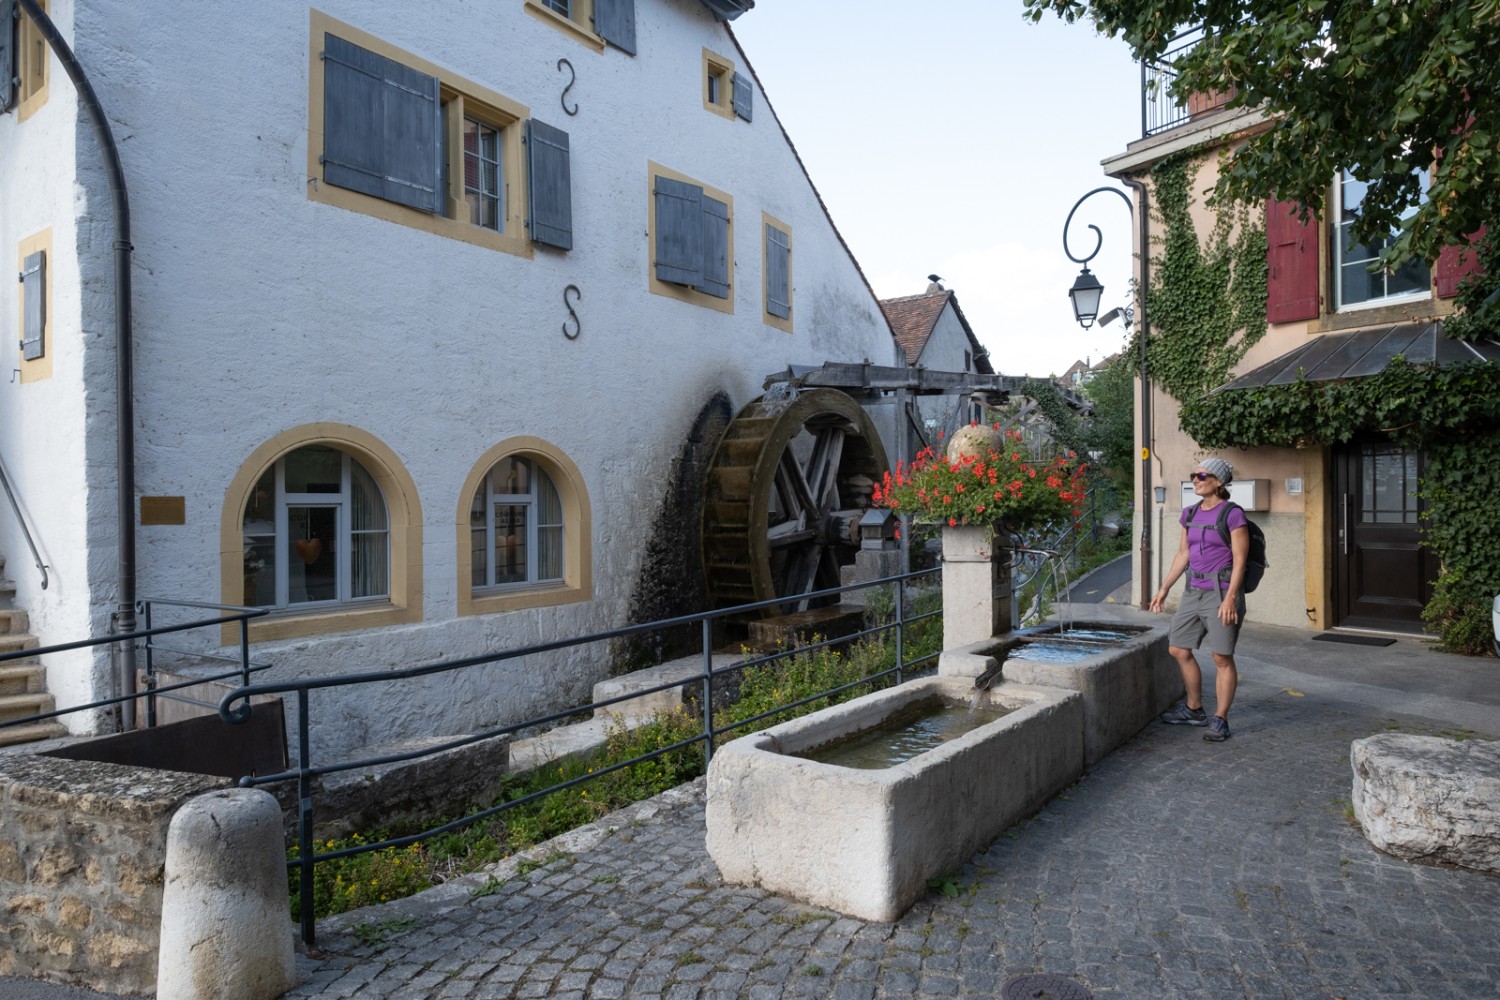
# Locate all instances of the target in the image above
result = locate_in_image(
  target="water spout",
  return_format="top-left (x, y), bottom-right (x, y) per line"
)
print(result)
top-left (972, 648), bottom-right (1010, 690)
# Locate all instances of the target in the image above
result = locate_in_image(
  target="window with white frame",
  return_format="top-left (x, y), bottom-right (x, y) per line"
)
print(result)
top-left (469, 457), bottom-right (564, 590)
top-left (1334, 169), bottom-right (1431, 309)
top-left (241, 446), bottom-right (390, 609)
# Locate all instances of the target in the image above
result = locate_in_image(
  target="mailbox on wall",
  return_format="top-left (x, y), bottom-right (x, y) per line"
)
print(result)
top-left (1179, 479), bottom-right (1272, 511)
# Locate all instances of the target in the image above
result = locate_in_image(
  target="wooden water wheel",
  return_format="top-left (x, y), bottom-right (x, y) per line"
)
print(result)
top-left (701, 388), bottom-right (888, 614)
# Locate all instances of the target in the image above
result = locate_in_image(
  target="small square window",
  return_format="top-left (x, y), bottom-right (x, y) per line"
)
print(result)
top-left (702, 49), bottom-right (735, 119)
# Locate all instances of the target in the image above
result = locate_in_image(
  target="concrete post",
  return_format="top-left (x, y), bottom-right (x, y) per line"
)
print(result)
top-left (941, 525), bottom-right (1012, 648)
top-left (157, 788), bottom-right (296, 1000)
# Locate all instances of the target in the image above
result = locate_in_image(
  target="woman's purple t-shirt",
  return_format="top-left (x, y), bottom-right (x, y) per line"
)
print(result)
top-left (1180, 502), bottom-right (1247, 591)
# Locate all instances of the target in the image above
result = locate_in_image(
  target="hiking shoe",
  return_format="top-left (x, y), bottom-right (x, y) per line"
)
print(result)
top-left (1159, 700), bottom-right (1208, 726)
top-left (1203, 716), bottom-right (1232, 742)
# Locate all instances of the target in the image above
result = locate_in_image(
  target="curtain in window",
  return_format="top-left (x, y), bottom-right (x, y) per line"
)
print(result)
top-left (350, 460), bottom-right (389, 599)
top-left (537, 468), bottom-right (564, 582)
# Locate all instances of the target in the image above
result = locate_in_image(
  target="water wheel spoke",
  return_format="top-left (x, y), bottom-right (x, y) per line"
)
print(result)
top-left (767, 519), bottom-right (815, 548)
top-left (775, 449), bottom-right (820, 522)
top-left (805, 426), bottom-right (847, 510)
top-left (780, 542), bottom-right (825, 611)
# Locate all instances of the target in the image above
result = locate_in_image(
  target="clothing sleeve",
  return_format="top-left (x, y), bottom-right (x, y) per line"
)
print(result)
top-left (1225, 506), bottom-right (1249, 533)
top-left (1179, 506), bottom-right (1192, 529)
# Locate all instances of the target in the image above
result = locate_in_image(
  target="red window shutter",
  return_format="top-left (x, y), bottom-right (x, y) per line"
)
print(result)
top-left (1434, 225), bottom-right (1487, 298)
top-left (1266, 199), bottom-right (1321, 323)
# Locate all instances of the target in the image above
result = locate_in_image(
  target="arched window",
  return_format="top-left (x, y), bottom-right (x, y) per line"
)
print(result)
top-left (241, 445), bottom-right (390, 609)
top-left (469, 456), bottom-right (564, 590)
top-left (457, 438), bottom-right (591, 616)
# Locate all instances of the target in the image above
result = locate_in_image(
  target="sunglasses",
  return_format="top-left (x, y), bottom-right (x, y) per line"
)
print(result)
top-left (1190, 472), bottom-right (1215, 482)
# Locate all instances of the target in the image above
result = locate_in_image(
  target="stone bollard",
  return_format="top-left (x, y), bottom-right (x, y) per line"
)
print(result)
top-left (941, 524), bottom-right (1012, 649)
top-left (157, 788), bottom-right (297, 1000)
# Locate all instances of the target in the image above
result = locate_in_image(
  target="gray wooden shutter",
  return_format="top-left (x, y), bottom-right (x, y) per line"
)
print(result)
top-left (765, 223), bottom-right (790, 318)
top-left (0, 0), bottom-right (16, 114)
top-left (697, 195), bottom-right (730, 298)
top-left (593, 0), bottom-right (636, 55)
top-left (654, 177), bottom-right (703, 286)
top-left (19, 250), bottom-right (44, 361)
top-left (526, 119), bottom-right (572, 250)
top-left (731, 72), bottom-right (752, 122)
top-left (322, 34), bottom-right (443, 213)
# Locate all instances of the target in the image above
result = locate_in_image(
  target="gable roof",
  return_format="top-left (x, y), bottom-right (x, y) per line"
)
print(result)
top-left (878, 290), bottom-right (994, 374)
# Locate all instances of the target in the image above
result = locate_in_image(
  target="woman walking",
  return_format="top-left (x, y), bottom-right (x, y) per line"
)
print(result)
top-left (1148, 457), bottom-right (1249, 742)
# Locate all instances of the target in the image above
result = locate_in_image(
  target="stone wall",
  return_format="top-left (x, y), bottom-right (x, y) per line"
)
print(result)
top-left (0, 754), bottom-right (226, 994)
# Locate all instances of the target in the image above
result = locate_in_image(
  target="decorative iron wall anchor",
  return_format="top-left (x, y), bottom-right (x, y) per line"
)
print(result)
top-left (557, 58), bottom-right (578, 116)
top-left (562, 284), bottom-right (582, 339)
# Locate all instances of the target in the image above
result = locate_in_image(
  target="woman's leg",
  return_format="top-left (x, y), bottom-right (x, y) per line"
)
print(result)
top-left (1171, 645), bottom-right (1204, 709)
top-left (1210, 652), bottom-right (1237, 719)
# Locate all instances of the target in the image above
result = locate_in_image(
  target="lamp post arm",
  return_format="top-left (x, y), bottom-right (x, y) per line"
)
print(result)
top-left (1062, 186), bottom-right (1134, 266)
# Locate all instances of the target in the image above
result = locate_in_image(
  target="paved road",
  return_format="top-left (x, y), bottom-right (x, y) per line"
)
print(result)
top-left (9, 583), bottom-right (1500, 998)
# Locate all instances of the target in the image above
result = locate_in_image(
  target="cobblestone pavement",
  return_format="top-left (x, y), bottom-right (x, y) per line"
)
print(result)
top-left (284, 620), bottom-right (1500, 1000)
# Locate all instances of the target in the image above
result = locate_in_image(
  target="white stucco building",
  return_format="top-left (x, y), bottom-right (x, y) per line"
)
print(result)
top-left (0, 0), bottom-right (906, 757)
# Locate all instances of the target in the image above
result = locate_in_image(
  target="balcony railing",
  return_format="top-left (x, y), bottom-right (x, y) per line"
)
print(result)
top-left (1141, 27), bottom-right (1237, 138)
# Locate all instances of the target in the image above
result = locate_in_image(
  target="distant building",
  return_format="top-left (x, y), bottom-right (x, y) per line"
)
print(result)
top-left (880, 282), bottom-right (993, 446)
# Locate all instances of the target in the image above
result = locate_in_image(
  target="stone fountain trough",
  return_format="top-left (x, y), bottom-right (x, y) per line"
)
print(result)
top-left (705, 676), bottom-right (1082, 922)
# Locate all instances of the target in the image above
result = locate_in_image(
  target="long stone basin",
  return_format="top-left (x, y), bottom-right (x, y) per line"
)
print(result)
top-left (705, 676), bottom-right (1082, 922)
top-left (940, 620), bottom-right (1176, 766)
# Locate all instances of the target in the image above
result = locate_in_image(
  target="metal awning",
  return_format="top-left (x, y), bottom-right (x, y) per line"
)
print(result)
top-left (1209, 322), bottom-right (1500, 394)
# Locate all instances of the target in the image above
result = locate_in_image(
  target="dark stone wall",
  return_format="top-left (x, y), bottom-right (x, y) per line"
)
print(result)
top-left (615, 391), bottom-right (735, 673)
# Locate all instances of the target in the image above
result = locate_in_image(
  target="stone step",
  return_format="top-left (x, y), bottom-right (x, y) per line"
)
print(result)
top-left (0, 664), bottom-right (45, 696)
top-left (0, 690), bottom-right (56, 726)
top-left (0, 608), bottom-right (28, 635)
top-left (0, 633), bottom-right (38, 656)
top-left (0, 720), bottom-right (69, 748)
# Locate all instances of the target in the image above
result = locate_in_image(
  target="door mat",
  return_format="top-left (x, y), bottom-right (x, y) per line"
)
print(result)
top-left (1311, 633), bottom-right (1397, 647)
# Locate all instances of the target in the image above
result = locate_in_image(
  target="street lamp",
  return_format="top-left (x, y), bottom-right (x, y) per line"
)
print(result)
top-left (1062, 184), bottom-right (1154, 609)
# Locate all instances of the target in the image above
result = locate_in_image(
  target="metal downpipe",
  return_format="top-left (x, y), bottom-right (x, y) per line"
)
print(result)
top-left (1119, 174), bottom-right (1152, 609)
top-left (18, 0), bottom-right (137, 728)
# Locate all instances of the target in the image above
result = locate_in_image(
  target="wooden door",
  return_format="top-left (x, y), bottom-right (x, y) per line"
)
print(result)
top-left (1332, 443), bottom-right (1436, 631)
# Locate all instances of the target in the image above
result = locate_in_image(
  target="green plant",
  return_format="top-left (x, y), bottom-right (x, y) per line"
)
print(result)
top-left (468, 875), bottom-right (504, 898)
top-left (927, 874), bottom-right (962, 898)
top-left (349, 916), bottom-right (417, 947)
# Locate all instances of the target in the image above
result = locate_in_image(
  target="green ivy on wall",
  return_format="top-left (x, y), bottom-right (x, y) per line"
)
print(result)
top-left (1019, 378), bottom-right (1089, 459)
top-left (1138, 155), bottom-right (1267, 405)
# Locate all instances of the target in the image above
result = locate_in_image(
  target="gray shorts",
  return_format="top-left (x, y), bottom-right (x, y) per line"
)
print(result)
top-left (1168, 586), bottom-right (1245, 656)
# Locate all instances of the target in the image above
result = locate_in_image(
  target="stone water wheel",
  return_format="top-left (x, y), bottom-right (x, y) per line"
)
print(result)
top-left (701, 388), bottom-right (888, 615)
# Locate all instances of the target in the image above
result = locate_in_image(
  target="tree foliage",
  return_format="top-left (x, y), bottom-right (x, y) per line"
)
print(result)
top-left (1023, 0), bottom-right (1500, 266)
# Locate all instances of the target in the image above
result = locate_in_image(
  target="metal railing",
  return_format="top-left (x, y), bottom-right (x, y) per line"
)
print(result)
top-left (1141, 27), bottom-right (1236, 138)
top-left (0, 450), bottom-right (49, 590)
top-left (1012, 483), bottom-right (1124, 626)
top-left (0, 599), bottom-right (271, 730)
top-left (214, 568), bottom-right (940, 947)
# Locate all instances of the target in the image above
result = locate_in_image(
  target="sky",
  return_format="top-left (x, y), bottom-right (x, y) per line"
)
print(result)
top-left (730, 2), bottom-right (1144, 378)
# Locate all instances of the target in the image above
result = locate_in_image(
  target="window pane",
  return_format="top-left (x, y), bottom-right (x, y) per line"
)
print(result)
top-left (349, 460), bottom-right (388, 531)
top-left (470, 490), bottom-right (488, 586)
top-left (288, 506), bottom-right (338, 603)
top-left (490, 457), bottom-right (530, 497)
top-left (464, 117), bottom-right (502, 232)
top-left (1387, 257), bottom-right (1431, 297)
top-left (284, 446), bottom-right (342, 493)
top-left (242, 467), bottom-right (277, 606)
top-left (494, 503), bottom-right (528, 584)
top-left (537, 469), bottom-right (563, 581)
top-left (542, 0), bottom-right (569, 14)
top-left (351, 527), bottom-right (388, 599)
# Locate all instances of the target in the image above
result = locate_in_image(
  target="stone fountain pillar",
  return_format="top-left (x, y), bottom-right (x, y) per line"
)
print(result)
top-left (941, 524), bottom-right (1013, 648)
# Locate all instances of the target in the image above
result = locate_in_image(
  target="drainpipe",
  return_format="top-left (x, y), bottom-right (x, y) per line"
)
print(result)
top-left (1119, 174), bottom-right (1152, 609)
top-left (18, 0), bottom-right (137, 728)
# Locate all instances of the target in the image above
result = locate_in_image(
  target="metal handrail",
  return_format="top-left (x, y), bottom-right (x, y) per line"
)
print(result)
top-left (216, 567), bottom-right (941, 948)
top-left (0, 599), bottom-right (269, 729)
top-left (0, 449), bottom-right (49, 589)
top-left (1141, 26), bottom-right (1237, 138)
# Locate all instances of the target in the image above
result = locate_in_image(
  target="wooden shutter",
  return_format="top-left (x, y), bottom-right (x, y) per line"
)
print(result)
top-left (1266, 199), bottom-right (1320, 323)
top-left (20, 249), bottom-right (44, 361)
top-left (766, 223), bottom-right (790, 318)
top-left (593, 0), bottom-right (636, 55)
top-left (1434, 225), bottom-right (1487, 298)
top-left (732, 72), bottom-right (753, 122)
top-left (654, 177), bottom-right (704, 286)
top-left (0, 0), bottom-right (16, 114)
top-left (697, 195), bottom-right (730, 299)
top-left (526, 119), bottom-right (572, 250)
top-left (321, 34), bottom-right (443, 214)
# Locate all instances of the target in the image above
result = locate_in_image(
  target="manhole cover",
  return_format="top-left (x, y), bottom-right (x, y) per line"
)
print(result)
top-left (1000, 973), bottom-right (1094, 1000)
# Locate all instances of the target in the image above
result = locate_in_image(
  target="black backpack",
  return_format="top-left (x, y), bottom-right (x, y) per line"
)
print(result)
top-left (1187, 500), bottom-right (1269, 593)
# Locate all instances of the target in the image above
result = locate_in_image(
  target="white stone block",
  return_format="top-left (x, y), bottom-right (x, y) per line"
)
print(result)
top-left (1351, 734), bottom-right (1500, 874)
